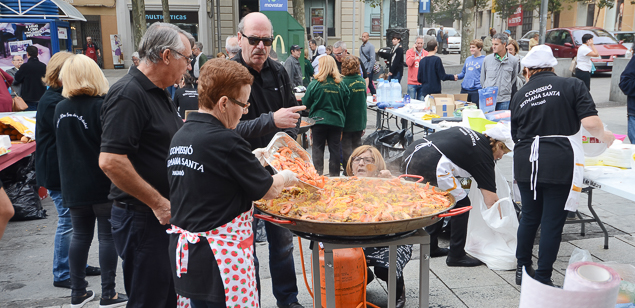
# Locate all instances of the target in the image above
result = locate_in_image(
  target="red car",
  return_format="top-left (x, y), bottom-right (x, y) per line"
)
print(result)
top-left (544, 26), bottom-right (627, 72)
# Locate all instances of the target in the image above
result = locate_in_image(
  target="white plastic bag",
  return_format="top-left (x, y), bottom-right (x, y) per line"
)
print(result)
top-left (465, 165), bottom-right (519, 270)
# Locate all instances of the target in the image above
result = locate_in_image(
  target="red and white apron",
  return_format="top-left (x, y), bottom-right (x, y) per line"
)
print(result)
top-left (527, 130), bottom-right (585, 211)
top-left (167, 207), bottom-right (259, 308)
top-left (86, 44), bottom-right (98, 62)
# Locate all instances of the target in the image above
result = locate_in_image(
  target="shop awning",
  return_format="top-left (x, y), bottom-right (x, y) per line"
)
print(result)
top-left (0, 0), bottom-right (87, 21)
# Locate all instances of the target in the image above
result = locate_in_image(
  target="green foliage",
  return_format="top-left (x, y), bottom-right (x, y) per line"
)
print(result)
top-left (493, 0), bottom-right (520, 20)
top-left (428, 0), bottom-right (462, 24)
top-left (362, 0), bottom-right (383, 8)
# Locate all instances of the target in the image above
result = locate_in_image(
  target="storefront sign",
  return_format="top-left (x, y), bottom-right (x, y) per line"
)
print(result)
top-left (110, 34), bottom-right (124, 69)
top-left (144, 11), bottom-right (198, 24)
top-left (58, 28), bottom-right (68, 39)
top-left (260, 0), bottom-right (288, 11)
top-left (311, 8), bottom-right (324, 26)
top-left (508, 6), bottom-right (523, 27)
top-left (371, 15), bottom-right (381, 33)
top-left (419, 0), bottom-right (430, 13)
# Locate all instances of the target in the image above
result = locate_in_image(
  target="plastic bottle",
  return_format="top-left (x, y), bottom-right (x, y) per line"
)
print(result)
top-left (392, 79), bottom-right (402, 102)
top-left (403, 93), bottom-right (411, 105)
top-left (376, 78), bottom-right (384, 103)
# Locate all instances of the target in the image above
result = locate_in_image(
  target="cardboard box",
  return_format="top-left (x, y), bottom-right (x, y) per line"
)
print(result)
top-left (434, 97), bottom-right (455, 117)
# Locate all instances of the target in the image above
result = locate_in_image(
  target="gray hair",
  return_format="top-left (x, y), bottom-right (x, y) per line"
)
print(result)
top-left (415, 36), bottom-right (425, 42)
top-left (138, 22), bottom-right (195, 64)
top-left (195, 42), bottom-right (203, 52)
top-left (333, 41), bottom-right (346, 51)
top-left (225, 35), bottom-right (240, 54)
top-left (131, 52), bottom-right (140, 59)
top-left (492, 33), bottom-right (508, 45)
top-left (237, 14), bottom-right (274, 36)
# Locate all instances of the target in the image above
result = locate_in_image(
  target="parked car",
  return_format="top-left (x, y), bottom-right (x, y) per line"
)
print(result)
top-left (518, 30), bottom-right (539, 51)
top-left (417, 27), bottom-right (461, 53)
top-left (612, 31), bottom-right (634, 50)
top-left (544, 27), bottom-right (627, 72)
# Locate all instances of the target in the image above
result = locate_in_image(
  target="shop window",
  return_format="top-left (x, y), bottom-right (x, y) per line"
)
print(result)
top-left (305, 0), bottom-right (335, 38)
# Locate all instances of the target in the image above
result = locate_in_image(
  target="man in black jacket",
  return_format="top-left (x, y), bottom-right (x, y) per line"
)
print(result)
top-left (231, 12), bottom-right (306, 308)
top-left (388, 33), bottom-right (404, 83)
top-left (13, 46), bottom-right (46, 111)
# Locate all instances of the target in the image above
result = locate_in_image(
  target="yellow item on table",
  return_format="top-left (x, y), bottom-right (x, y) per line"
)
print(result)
top-left (422, 114), bottom-right (440, 120)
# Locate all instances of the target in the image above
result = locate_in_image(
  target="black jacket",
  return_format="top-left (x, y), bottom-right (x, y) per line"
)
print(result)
top-left (13, 57), bottom-right (46, 102)
top-left (389, 44), bottom-right (404, 77)
top-left (619, 57), bottom-right (635, 117)
top-left (231, 53), bottom-right (300, 150)
top-left (35, 87), bottom-right (64, 190)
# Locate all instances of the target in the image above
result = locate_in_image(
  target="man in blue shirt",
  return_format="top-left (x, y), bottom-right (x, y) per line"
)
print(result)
top-left (456, 39), bottom-right (486, 105)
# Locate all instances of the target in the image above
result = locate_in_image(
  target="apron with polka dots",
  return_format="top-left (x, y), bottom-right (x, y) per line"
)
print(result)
top-left (167, 207), bottom-right (258, 308)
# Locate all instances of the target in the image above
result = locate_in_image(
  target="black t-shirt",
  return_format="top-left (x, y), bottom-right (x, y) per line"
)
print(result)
top-left (167, 112), bottom-right (272, 301)
top-left (174, 87), bottom-right (199, 118)
top-left (232, 54), bottom-right (299, 150)
top-left (101, 66), bottom-right (184, 204)
top-left (510, 71), bottom-right (598, 184)
top-left (55, 95), bottom-right (111, 207)
top-left (402, 127), bottom-right (496, 193)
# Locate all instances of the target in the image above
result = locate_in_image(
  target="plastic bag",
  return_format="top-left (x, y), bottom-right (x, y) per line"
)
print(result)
top-left (363, 129), bottom-right (413, 169)
top-left (568, 248), bottom-right (593, 266)
top-left (465, 165), bottom-right (519, 270)
top-left (478, 86), bottom-right (498, 114)
top-left (0, 156), bottom-right (46, 221)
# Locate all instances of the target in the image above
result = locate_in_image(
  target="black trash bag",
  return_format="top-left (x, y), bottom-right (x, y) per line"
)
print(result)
top-left (363, 129), bottom-right (413, 169)
top-left (1, 156), bottom-right (47, 221)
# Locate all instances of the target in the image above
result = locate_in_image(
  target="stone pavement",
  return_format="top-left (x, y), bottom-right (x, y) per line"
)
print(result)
top-left (0, 68), bottom-right (633, 308)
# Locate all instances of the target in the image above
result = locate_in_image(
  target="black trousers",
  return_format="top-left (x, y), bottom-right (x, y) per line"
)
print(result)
top-left (366, 70), bottom-right (376, 95)
top-left (311, 124), bottom-right (343, 176)
top-left (425, 196), bottom-right (471, 258)
top-left (575, 68), bottom-right (591, 90)
top-left (460, 88), bottom-right (480, 106)
top-left (341, 130), bottom-right (363, 175)
top-left (110, 204), bottom-right (176, 308)
top-left (516, 182), bottom-right (570, 284)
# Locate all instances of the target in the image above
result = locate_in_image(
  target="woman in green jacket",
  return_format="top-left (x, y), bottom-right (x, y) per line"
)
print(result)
top-left (302, 55), bottom-right (350, 176)
top-left (341, 56), bottom-right (368, 174)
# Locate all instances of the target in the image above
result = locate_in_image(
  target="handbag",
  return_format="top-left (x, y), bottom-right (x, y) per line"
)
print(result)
top-left (1, 72), bottom-right (28, 111)
top-left (569, 57), bottom-right (577, 73)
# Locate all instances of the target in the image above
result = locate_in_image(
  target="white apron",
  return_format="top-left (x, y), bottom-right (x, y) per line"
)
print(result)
top-left (167, 207), bottom-right (259, 308)
top-left (528, 129), bottom-right (585, 212)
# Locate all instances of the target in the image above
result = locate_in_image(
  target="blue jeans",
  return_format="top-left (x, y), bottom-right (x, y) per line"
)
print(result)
top-left (516, 182), bottom-right (570, 284)
top-left (50, 190), bottom-right (72, 282)
top-left (110, 204), bottom-right (176, 308)
top-left (253, 211), bottom-right (299, 306)
top-left (496, 100), bottom-right (510, 110)
top-left (407, 84), bottom-right (424, 100)
top-left (460, 88), bottom-right (480, 105)
top-left (628, 115), bottom-right (635, 144)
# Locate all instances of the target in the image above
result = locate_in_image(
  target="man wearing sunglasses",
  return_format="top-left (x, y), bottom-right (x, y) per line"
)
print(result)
top-left (231, 12), bottom-right (306, 308)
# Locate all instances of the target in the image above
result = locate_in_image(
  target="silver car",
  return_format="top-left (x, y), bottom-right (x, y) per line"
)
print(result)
top-left (612, 31), bottom-right (634, 50)
top-left (518, 30), bottom-right (539, 51)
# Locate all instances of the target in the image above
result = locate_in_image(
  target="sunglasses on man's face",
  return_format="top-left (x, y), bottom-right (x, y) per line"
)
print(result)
top-left (240, 32), bottom-right (274, 47)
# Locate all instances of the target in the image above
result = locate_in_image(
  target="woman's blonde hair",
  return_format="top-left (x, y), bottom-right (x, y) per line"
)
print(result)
top-left (60, 54), bottom-right (109, 98)
top-left (314, 55), bottom-right (341, 83)
top-left (346, 145), bottom-right (387, 177)
top-left (43, 51), bottom-right (73, 88)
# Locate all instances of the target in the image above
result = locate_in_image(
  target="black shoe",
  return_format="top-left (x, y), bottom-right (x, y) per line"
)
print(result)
top-left (366, 267), bottom-right (375, 285)
top-left (278, 302), bottom-right (304, 308)
top-left (396, 281), bottom-right (406, 308)
top-left (99, 293), bottom-right (128, 308)
top-left (71, 290), bottom-right (95, 308)
top-left (515, 264), bottom-right (535, 285)
top-left (430, 247), bottom-right (450, 258)
top-left (53, 278), bottom-right (71, 289)
top-left (446, 255), bottom-right (483, 267)
top-left (86, 265), bottom-right (101, 276)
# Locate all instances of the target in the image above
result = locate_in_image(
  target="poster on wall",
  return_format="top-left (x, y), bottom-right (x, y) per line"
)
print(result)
top-left (110, 34), bottom-right (124, 69)
top-left (0, 22), bottom-right (51, 70)
top-left (311, 8), bottom-right (324, 26)
top-left (615, 0), bottom-right (624, 31)
top-left (371, 15), bottom-right (381, 33)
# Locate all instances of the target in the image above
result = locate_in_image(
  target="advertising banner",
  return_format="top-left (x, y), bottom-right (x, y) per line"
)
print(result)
top-left (508, 6), bottom-right (523, 27)
top-left (110, 34), bottom-right (124, 69)
top-left (260, 0), bottom-right (288, 11)
top-left (0, 22), bottom-right (51, 70)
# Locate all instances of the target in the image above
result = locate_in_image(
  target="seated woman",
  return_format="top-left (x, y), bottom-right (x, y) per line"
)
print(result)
top-left (345, 145), bottom-right (409, 308)
top-left (166, 58), bottom-right (297, 308)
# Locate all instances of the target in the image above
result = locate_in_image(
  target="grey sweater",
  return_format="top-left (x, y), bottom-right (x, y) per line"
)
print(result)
top-left (480, 53), bottom-right (518, 103)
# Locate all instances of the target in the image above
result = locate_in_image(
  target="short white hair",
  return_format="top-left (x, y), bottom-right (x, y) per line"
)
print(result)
top-left (333, 41), bottom-right (346, 51)
top-left (131, 52), bottom-right (140, 59)
top-left (225, 35), bottom-right (240, 54)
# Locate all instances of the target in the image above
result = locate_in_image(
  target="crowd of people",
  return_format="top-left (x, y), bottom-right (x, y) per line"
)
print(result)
top-left (0, 12), bottom-right (631, 308)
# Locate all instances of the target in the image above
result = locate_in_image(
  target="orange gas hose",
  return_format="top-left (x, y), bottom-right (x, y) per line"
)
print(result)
top-left (297, 237), bottom-right (380, 308)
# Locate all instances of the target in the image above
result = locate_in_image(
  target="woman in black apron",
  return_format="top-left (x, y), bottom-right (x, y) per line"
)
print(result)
top-left (511, 45), bottom-right (615, 286)
top-left (401, 125), bottom-right (514, 267)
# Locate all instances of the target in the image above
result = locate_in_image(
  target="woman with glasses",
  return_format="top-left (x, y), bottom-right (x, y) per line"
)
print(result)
top-left (345, 145), bottom-right (409, 308)
top-left (166, 58), bottom-right (298, 308)
top-left (302, 55), bottom-right (350, 176)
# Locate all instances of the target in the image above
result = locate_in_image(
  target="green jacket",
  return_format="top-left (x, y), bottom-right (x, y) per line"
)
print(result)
top-left (302, 76), bottom-right (350, 128)
top-left (303, 58), bottom-right (314, 87)
top-left (342, 75), bottom-right (367, 132)
top-left (198, 53), bottom-right (208, 70)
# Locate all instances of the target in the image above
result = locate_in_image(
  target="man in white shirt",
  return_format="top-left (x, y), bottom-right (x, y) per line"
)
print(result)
top-left (191, 42), bottom-right (207, 80)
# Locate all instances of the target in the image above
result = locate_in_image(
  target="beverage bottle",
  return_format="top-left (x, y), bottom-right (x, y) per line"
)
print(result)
top-left (377, 78), bottom-right (384, 103)
top-left (392, 79), bottom-right (401, 102)
top-left (403, 93), bottom-right (411, 104)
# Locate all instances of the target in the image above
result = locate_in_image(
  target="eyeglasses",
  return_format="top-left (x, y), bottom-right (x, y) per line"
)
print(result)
top-left (333, 52), bottom-right (344, 56)
top-left (240, 32), bottom-right (274, 47)
top-left (227, 96), bottom-right (251, 112)
top-left (169, 49), bottom-right (192, 65)
top-left (352, 156), bottom-right (375, 165)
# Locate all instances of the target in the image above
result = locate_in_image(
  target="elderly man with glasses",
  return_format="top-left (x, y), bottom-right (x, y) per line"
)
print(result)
top-left (99, 22), bottom-right (194, 308)
top-left (6, 55), bottom-right (23, 98)
top-left (231, 12), bottom-right (307, 308)
top-left (190, 41), bottom-right (208, 80)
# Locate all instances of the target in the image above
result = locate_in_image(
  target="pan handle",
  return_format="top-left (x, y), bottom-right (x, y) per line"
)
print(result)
top-left (438, 206), bottom-right (473, 218)
top-left (398, 174), bottom-right (424, 183)
top-left (254, 214), bottom-right (296, 225)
